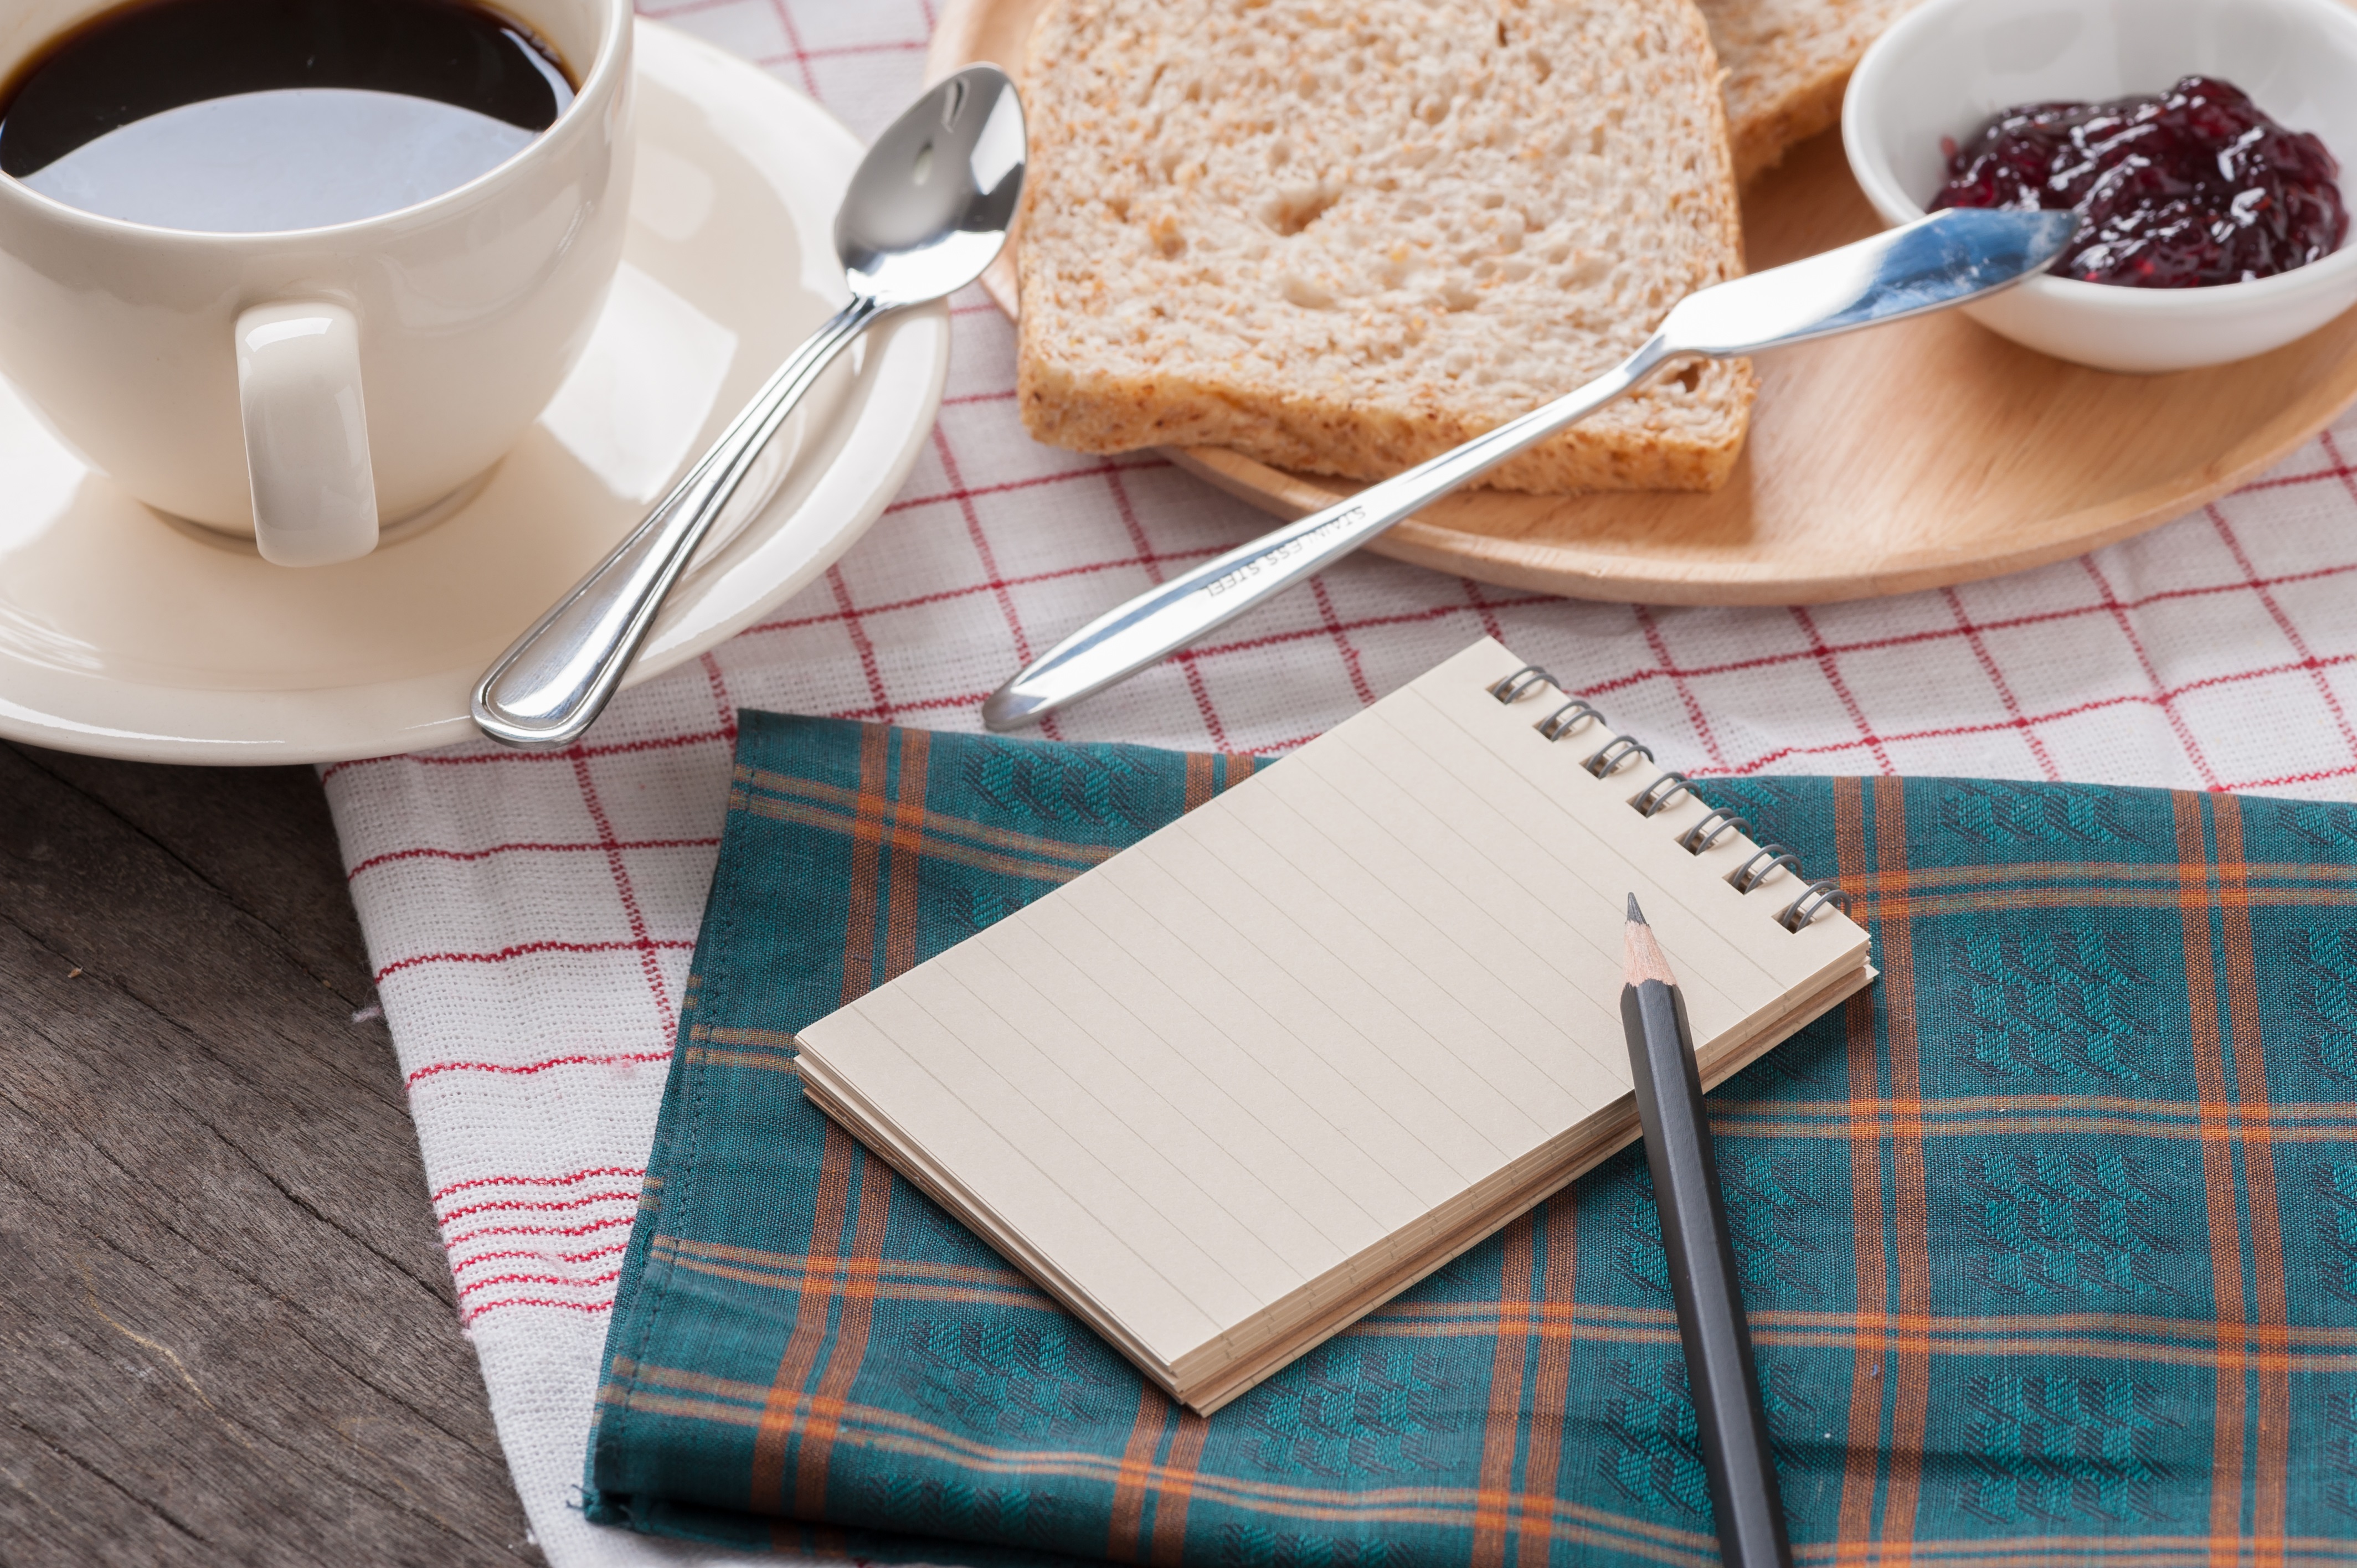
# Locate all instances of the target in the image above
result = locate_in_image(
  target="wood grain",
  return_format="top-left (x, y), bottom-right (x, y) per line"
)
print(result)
top-left (929, 0), bottom-right (2357, 604)
top-left (0, 746), bottom-right (537, 1567)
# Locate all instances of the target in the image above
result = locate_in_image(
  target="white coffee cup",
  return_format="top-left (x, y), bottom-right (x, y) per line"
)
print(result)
top-left (0, 0), bottom-right (634, 565)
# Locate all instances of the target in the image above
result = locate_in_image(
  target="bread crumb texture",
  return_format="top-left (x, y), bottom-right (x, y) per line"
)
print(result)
top-left (1015, 0), bottom-right (1756, 494)
top-left (1697, 0), bottom-right (1921, 180)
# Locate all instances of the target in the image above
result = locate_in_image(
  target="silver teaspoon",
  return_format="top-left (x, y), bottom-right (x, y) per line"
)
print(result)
top-left (474, 65), bottom-right (1026, 749)
top-left (980, 206), bottom-right (2078, 733)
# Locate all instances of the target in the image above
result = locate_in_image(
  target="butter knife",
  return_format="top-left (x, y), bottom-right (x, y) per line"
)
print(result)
top-left (980, 207), bottom-right (2076, 732)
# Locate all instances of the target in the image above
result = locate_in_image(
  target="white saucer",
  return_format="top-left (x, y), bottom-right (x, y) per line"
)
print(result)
top-left (0, 21), bottom-right (949, 765)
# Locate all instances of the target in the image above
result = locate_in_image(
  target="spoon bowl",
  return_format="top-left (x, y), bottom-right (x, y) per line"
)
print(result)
top-left (473, 65), bottom-right (1025, 749)
top-left (840, 66), bottom-right (1027, 304)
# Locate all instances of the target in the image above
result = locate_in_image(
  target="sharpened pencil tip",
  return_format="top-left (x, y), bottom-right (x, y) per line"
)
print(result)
top-left (1622, 896), bottom-right (1677, 988)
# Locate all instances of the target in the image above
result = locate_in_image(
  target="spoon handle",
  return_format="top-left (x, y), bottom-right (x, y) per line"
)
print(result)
top-left (979, 334), bottom-right (1674, 731)
top-left (474, 294), bottom-right (887, 749)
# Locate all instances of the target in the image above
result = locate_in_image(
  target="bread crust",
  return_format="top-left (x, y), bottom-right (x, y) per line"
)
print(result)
top-left (1697, 0), bottom-right (1923, 182)
top-left (1728, 65), bottom-right (1854, 182)
top-left (1015, 0), bottom-right (1756, 496)
top-left (1018, 355), bottom-right (1756, 493)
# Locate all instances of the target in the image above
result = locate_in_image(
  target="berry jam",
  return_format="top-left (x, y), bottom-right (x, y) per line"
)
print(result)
top-left (1928, 76), bottom-right (2348, 288)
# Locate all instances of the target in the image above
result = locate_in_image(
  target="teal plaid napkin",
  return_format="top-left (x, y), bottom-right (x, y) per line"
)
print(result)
top-left (584, 711), bottom-right (2357, 1566)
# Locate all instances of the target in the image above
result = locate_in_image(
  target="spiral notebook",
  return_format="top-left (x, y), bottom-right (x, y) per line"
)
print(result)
top-left (792, 638), bottom-right (1874, 1413)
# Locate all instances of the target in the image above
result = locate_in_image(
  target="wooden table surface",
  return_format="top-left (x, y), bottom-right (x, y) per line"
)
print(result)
top-left (0, 742), bottom-right (539, 1565)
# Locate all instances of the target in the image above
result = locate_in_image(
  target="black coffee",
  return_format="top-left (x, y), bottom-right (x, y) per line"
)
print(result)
top-left (0, 0), bottom-right (575, 231)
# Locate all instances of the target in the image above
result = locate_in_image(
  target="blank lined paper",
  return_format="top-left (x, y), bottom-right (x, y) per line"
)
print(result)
top-left (792, 638), bottom-right (1872, 1410)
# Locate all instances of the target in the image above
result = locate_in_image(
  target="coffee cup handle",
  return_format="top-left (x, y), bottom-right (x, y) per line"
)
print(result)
top-left (234, 300), bottom-right (379, 567)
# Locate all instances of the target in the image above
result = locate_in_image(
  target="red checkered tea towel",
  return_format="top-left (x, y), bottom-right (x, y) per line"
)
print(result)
top-left (322, 7), bottom-right (2357, 1564)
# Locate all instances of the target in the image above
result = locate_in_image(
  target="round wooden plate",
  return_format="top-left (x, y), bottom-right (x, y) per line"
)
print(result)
top-left (928, 0), bottom-right (2357, 605)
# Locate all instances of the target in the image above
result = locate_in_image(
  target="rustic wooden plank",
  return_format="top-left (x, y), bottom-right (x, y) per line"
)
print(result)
top-left (20, 746), bottom-right (377, 1005)
top-left (0, 742), bottom-right (541, 1567)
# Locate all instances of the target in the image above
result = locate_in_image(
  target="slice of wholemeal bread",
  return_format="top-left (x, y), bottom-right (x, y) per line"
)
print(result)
top-left (1015, 0), bottom-right (1754, 496)
top-left (1699, 0), bottom-right (1921, 181)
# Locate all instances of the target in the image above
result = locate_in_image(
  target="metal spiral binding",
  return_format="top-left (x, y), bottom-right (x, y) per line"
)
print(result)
top-left (1730, 844), bottom-right (1804, 894)
top-left (1632, 771), bottom-right (1696, 817)
top-left (1779, 879), bottom-right (1849, 931)
top-left (1537, 698), bottom-right (1604, 741)
top-left (1477, 661), bottom-right (1851, 931)
top-left (1677, 807), bottom-right (1749, 854)
top-left (1583, 734), bottom-right (1653, 777)
top-left (1489, 665), bottom-right (1556, 703)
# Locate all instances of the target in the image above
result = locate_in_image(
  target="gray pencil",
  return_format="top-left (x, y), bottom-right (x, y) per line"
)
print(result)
top-left (1622, 893), bottom-right (1793, 1568)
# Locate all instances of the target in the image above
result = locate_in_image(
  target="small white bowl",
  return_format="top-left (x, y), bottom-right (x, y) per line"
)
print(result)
top-left (1842, 0), bottom-right (2357, 373)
